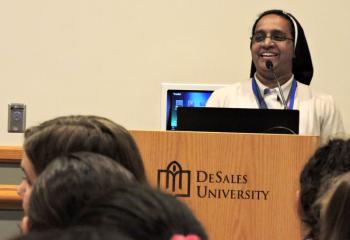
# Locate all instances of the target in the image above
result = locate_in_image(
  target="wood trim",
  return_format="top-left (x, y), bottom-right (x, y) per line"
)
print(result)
top-left (0, 185), bottom-right (22, 210)
top-left (0, 147), bottom-right (23, 209)
top-left (0, 146), bottom-right (22, 164)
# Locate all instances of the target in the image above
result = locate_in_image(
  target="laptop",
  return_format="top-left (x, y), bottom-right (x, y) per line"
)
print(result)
top-left (176, 107), bottom-right (299, 134)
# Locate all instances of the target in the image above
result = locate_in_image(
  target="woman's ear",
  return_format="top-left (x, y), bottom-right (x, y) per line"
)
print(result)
top-left (21, 216), bottom-right (30, 235)
top-left (295, 190), bottom-right (300, 213)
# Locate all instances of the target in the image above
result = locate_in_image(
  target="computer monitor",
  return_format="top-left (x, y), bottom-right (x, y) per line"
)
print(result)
top-left (160, 83), bottom-right (228, 130)
top-left (177, 107), bottom-right (299, 134)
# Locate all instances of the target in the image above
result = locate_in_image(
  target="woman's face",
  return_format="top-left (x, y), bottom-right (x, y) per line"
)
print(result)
top-left (17, 152), bottom-right (36, 214)
top-left (250, 14), bottom-right (294, 81)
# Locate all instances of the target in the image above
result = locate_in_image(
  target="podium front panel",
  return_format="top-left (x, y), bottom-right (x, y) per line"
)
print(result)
top-left (131, 131), bottom-right (319, 240)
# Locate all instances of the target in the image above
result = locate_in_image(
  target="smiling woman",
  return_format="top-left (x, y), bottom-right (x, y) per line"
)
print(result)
top-left (206, 9), bottom-right (344, 145)
top-left (249, 9), bottom-right (313, 86)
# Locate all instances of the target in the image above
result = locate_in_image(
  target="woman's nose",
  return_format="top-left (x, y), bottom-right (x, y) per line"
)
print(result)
top-left (263, 36), bottom-right (274, 46)
top-left (17, 180), bottom-right (27, 197)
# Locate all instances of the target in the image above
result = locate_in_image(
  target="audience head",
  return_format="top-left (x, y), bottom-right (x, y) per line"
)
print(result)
top-left (298, 139), bottom-right (350, 239)
top-left (22, 115), bottom-right (146, 183)
top-left (76, 185), bottom-right (208, 240)
top-left (318, 172), bottom-right (350, 240)
top-left (25, 152), bottom-right (135, 232)
top-left (18, 115), bottom-right (146, 212)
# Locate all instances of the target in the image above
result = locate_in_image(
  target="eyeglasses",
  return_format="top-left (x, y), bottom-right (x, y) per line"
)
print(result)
top-left (251, 31), bottom-right (294, 43)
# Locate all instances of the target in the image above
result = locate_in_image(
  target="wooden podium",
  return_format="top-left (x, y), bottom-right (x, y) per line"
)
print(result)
top-left (0, 131), bottom-right (319, 239)
top-left (130, 131), bottom-right (319, 240)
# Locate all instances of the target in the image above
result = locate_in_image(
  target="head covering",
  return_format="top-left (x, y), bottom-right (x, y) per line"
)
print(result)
top-left (249, 10), bottom-right (313, 85)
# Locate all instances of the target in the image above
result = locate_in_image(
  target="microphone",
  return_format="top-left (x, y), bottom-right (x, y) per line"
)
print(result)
top-left (266, 60), bottom-right (273, 70)
top-left (265, 60), bottom-right (288, 110)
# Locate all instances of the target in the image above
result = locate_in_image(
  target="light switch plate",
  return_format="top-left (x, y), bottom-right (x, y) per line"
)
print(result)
top-left (8, 103), bottom-right (26, 133)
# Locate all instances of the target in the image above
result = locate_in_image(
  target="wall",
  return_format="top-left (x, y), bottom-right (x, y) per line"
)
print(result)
top-left (0, 0), bottom-right (349, 145)
top-left (0, 0), bottom-right (349, 238)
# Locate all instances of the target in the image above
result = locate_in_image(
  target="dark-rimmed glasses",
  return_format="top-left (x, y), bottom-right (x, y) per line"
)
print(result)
top-left (251, 30), bottom-right (294, 43)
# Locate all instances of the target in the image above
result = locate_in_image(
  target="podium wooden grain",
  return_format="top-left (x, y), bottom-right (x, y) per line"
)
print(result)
top-left (130, 131), bottom-right (319, 240)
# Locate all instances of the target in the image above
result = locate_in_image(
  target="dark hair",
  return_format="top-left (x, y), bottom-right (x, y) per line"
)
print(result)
top-left (249, 9), bottom-right (313, 85)
top-left (10, 227), bottom-right (133, 240)
top-left (320, 173), bottom-right (350, 240)
top-left (28, 152), bottom-right (135, 231)
top-left (299, 139), bottom-right (350, 239)
top-left (24, 115), bottom-right (147, 183)
top-left (75, 185), bottom-right (208, 240)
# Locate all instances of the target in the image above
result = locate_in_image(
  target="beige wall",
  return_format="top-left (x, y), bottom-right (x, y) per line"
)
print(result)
top-left (0, 0), bottom-right (349, 145)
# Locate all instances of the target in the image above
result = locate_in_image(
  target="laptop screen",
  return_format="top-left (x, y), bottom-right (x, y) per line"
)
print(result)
top-left (166, 90), bottom-right (213, 130)
top-left (177, 107), bottom-right (299, 134)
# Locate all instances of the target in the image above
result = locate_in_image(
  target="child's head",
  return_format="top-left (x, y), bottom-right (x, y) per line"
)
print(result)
top-left (18, 115), bottom-right (147, 218)
top-left (299, 139), bottom-right (350, 239)
top-left (22, 115), bottom-right (146, 183)
top-left (25, 152), bottom-right (135, 232)
top-left (76, 185), bottom-right (208, 240)
top-left (318, 172), bottom-right (350, 240)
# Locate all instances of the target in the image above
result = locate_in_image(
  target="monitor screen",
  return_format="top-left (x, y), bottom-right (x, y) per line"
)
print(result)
top-left (166, 90), bottom-right (213, 130)
top-left (160, 83), bottom-right (228, 130)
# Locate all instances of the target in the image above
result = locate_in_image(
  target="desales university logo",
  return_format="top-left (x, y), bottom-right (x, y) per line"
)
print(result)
top-left (158, 161), bottom-right (270, 200)
top-left (157, 161), bottom-right (191, 197)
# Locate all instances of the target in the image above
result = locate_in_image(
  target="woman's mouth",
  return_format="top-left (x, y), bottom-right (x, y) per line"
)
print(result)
top-left (260, 52), bottom-right (278, 59)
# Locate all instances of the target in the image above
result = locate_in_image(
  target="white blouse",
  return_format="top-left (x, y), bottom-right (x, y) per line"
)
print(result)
top-left (206, 78), bottom-right (345, 145)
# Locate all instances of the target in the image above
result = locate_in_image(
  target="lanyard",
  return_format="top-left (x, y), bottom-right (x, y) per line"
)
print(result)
top-left (252, 78), bottom-right (297, 110)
